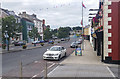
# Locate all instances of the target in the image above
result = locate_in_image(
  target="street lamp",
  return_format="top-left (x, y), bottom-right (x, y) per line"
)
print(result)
top-left (4, 25), bottom-right (9, 51)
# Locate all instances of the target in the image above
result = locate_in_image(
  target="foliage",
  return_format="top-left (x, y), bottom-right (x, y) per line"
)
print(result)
top-left (2, 16), bottom-right (22, 43)
top-left (28, 27), bottom-right (40, 40)
top-left (2, 44), bottom-right (6, 49)
top-left (40, 43), bottom-right (44, 46)
top-left (57, 27), bottom-right (70, 39)
top-left (22, 45), bottom-right (27, 49)
top-left (43, 28), bottom-right (52, 40)
top-left (51, 29), bottom-right (58, 35)
top-left (72, 26), bottom-right (82, 30)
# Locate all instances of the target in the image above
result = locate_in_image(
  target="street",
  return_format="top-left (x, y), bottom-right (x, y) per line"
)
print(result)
top-left (2, 38), bottom-right (76, 77)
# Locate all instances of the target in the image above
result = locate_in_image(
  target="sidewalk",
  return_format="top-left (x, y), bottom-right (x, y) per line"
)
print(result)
top-left (48, 40), bottom-right (116, 77)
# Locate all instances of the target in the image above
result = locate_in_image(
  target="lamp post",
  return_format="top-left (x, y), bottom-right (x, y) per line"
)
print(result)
top-left (5, 25), bottom-right (9, 51)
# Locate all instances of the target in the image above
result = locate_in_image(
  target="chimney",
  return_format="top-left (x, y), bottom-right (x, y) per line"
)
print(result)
top-left (23, 12), bottom-right (26, 14)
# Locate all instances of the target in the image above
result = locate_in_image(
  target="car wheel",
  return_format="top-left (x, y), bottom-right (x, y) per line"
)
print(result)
top-left (58, 55), bottom-right (61, 61)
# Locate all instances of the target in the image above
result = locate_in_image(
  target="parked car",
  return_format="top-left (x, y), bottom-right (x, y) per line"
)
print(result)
top-left (11, 40), bottom-right (18, 44)
top-left (44, 39), bottom-right (49, 42)
top-left (32, 41), bottom-right (40, 44)
top-left (48, 40), bottom-right (54, 44)
top-left (76, 41), bottom-right (81, 44)
top-left (39, 40), bottom-right (45, 43)
top-left (70, 42), bottom-right (78, 48)
top-left (61, 38), bottom-right (65, 41)
top-left (14, 41), bottom-right (26, 46)
top-left (43, 46), bottom-right (66, 60)
top-left (65, 37), bottom-right (70, 41)
top-left (79, 38), bottom-right (83, 43)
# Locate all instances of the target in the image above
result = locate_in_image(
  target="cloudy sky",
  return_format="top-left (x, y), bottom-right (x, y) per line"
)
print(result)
top-left (1, 0), bottom-right (99, 29)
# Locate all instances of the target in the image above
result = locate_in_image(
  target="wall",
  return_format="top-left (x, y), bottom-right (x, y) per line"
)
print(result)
top-left (103, 0), bottom-right (112, 60)
top-left (118, 1), bottom-right (120, 60)
top-left (108, 0), bottom-right (120, 60)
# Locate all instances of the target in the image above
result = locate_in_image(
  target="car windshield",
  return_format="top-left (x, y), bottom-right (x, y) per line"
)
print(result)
top-left (49, 47), bottom-right (60, 51)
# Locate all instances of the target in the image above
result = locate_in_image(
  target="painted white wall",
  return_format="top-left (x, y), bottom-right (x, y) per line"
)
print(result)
top-left (103, 0), bottom-right (112, 60)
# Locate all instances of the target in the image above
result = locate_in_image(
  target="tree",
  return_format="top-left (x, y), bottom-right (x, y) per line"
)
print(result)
top-left (57, 27), bottom-right (70, 38)
top-left (72, 26), bottom-right (82, 30)
top-left (2, 16), bottom-right (22, 50)
top-left (28, 27), bottom-right (40, 40)
top-left (43, 28), bottom-right (52, 40)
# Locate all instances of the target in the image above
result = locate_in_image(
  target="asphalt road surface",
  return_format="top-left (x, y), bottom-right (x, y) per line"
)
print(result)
top-left (2, 38), bottom-right (77, 77)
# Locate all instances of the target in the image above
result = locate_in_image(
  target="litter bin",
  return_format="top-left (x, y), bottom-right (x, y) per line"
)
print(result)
top-left (75, 48), bottom-right (82, 56)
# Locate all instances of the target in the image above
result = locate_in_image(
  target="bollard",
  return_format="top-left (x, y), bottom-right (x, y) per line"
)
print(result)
top-left (45, 61), bottom-right (47, 79)
top-left (20, 61), bottom-right (22, 79)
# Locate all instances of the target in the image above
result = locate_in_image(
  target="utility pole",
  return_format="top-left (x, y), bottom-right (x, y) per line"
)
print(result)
top-left (82, 1), bottom-right (84, 50)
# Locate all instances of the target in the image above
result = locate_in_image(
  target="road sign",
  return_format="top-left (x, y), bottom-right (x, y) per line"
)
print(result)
top-left (75, 48), bottom-right (82, 56)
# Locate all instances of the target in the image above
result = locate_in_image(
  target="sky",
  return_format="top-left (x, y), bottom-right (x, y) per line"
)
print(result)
top-left (1, 0), bottom-right (99, 29)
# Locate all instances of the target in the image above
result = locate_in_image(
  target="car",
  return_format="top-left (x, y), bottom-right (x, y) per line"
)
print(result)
top-left (32, 41), bottom-right (40, 44)
top-left (76, 41), bottom-right (81, 44)
top-left (79, 38), bottom-right (83, 43)
top-left (61, 38), bottom-right (65, 41)
top-left (44, 39), bottom-right (49, 42)
top-left (70, 42), bottom-right (78, 48)
top-left (65, 37), bottom-right (70, 41)
top-left (11, 40), bottom-right (17, 44)
top-left (39, 40), bottom-right (45, 43)
top-left (48, 40), bottom-right (54, 44)
top-left (14, 41), bottom-right (26, 46)
top-left (43, 46), bottom-right (66, 60)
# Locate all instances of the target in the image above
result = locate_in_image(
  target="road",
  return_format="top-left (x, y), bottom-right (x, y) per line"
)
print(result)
top-left (2, 38), bottom-right (77, 77)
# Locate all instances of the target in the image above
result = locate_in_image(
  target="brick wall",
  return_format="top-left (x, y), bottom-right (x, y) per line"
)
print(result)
top-left (108, 0), bottom-right (120, 60)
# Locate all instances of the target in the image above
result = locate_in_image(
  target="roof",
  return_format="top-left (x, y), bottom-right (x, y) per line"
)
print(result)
top-left (22, 18), bottom-right (34, 23)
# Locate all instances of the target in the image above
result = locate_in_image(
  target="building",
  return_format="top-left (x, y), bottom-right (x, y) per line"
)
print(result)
top-left (103, 0), bottom-right (120, 63)
top-left (84, 25), bottom-right (90, 40)
top-left (0, 8), bottom-right (22, 42)
top-left (90, 0), bottom-right (120, 63)
top-left (21, 18), bottom-right (34, 43)
top-left (19, 12), bottom-right (44, 40)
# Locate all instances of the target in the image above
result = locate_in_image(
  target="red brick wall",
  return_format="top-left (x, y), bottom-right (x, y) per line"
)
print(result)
top-left (108, 2), bottom-right (120, 60)
top-left (118, 1), bottom-right (120, 60)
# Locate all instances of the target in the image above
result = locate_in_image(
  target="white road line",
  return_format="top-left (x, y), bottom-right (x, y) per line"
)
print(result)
top-left (32, 75), bottom-right (37, 78)
top-left (47, 65), bottom-right (59, 76)
top-left (34, 61), bottom-right (38, 63)
top-left (48, 63), bottom-right (55, 69)
top-left (106, 66), bottom-right (116, 77)
top-left (31, 63), bottom-right (55, 79)
top-left (41, 70), bottom-right (45, 73)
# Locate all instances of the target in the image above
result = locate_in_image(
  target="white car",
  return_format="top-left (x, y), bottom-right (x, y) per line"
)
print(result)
top-left (32, 41), bottom-right (39, 44)
top-left (43, 46), bottom-right (66, 60)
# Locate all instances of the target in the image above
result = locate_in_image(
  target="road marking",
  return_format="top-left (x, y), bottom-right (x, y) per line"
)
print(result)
top-left (47, 65), bottom-right (59, 76)
top-left (31, 63), bottom-right (55, 79)
top-left (34, 61), bottom-right (38, 63)
top-left (32, 75), bottom-right (37, 78)
top-left (106, 66), bottom-right (116, 77)
top-left (48, 63), bottom-right (55, 69)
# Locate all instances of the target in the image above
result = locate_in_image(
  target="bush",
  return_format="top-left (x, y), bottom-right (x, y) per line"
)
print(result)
top-left (51, 42), bottom-right (54, 44)
top-left (58, 41), bottom-right (60, 43)
top-left (40, 43), bottom-right (44, 46)
top-left (22, 45), bottom-right (27, 49)
top-left (2, 44), bottom-right (6, 49)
